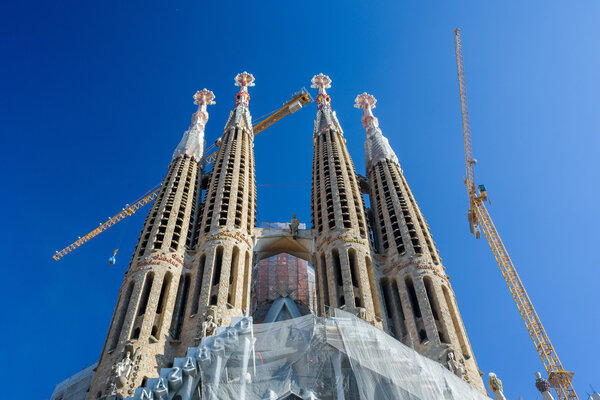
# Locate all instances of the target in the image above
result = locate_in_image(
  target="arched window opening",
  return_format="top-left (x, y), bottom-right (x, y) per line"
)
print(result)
top-left (391, 280), bottom-right (407, 338)
top-left (443, 285), bottom-right (470, 357)
top-left (365, 256), bottom-right (381, 318)
top-left (109, 280), bottom-right (134, 351)
top-left (191, 254), bottom-right (206, 316)
top-left (320, 253), bottom-right (330, 309)
top-left (405, 276), bottom-right (421, 318)
top-left (228, 247), bottom-right (240, 307)
top-left (137, 273), bottom-right (155, 316)
top-left (348, 249), bottom-right (359, 288)
top-left (424, 277), bottom-right (449, 344)
top-left (169, 274), bottom-right (190, 340)
top-left (405, 276), bottom-right (427, 343)
top-left (332, 248), bottom-right (343, 287)
top-left (156, 273), bottom-right (171, 315)
top-left (131, 327), bottom-right (140, 340)
top-left (154, 272), bottom-right (172, 339)
top-left (242, 251), bottom-right (251, 311)
top-left (380, 279), bottom-right (395, 335)
top-left (208, 246), bottom-right (223, 307)
top-left (339, 295), bottom-right (345, 307)
top-left (212, 247), bottom-right (223, 287)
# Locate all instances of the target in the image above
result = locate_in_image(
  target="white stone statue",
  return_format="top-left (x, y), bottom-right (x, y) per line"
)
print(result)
top-left (202, 315), bottom-right (218, 338)
top-left (446, 351), bottom-right (465, 379)
top-left (488, 373), bottom-right (507, 400)
top-left (114, 351), bottom-right (133, 379)
top-left (535, 372), bottom-right (555, 400)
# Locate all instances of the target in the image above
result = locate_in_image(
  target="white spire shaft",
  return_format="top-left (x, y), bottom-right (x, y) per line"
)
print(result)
top-left (173, 89), bottom-right (215, 162)
top-left (354, 92), bottom-right (399, 172)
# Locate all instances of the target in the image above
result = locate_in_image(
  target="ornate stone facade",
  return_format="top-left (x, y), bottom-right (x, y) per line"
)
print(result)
top-left (83, 74), bottom-right (486, 399)
top-left (310, 75), bottom-right (382, 327)
top-left (355, 92), bottom-right (486, 393)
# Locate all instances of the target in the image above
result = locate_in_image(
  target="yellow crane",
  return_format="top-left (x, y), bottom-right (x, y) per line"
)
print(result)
top-left (453, 28), bottom-right (577, 400)
top-left (53, 88), bottom-right (313, 261)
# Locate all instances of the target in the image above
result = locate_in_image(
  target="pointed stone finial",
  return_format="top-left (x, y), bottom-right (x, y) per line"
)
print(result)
top-left (234, 72), bottom-right (255, 108)
top-left (311, 73), bottom-right (332, 108)
top-left (535, 372), bottom-right (555, 400)
top-left (193, 89), bottom-right (216, 107)
top-left (354, 92), bottom-right (377, 111)
top-left (172, 89), bottom-right (213, 162)
top-left (354, 92), bottom-right (378, 128)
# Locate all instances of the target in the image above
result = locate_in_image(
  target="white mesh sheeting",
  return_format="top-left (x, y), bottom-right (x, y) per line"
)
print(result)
top-left (128, 311), bottom-right (489, 400)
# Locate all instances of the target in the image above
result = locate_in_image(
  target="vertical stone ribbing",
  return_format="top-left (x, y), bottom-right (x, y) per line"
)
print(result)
top-left (178, 73), bottom-right (256, 350)
top-left (310, 74), bottom-right (381, 327)
top-left (355, 92), bottom-right (485, 393)
top-left (87, 90), bottom-right (214, 399)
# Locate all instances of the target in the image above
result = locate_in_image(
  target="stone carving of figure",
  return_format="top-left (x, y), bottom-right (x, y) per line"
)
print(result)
top-left (488, 373), bottom-right (507, 400)
top-left (289, 214), bottom-right (300, 238)
top-left (535, 372), bottom-right (555, 400)
top-left (202, 315), bottom-right (218, 339)
top-left (446, 351), bottom-right (465, 379)
top-left (356, 307), bottom-right (367, 320)
top-left (114, 351), bottom-right (133, 378)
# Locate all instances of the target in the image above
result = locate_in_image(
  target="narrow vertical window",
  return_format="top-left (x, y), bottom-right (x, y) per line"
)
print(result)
top-left (443, 285), bottom-right (469, 357)
top-left (405, 276), bottom-right (427, 342)
top-left (191, 254), bottom-right (206, 315)
top-left (209, 246), bottom-right (223, 305)
top-left (153, 272), bottom-right (172, 339)
top-left (365, 256), bottom-right (381, 318)
top-left (424, 277), bottom-right (448, 344)
top-left (228, 247), bottom-right (240, 307)
top-left (136, 272), bottom-right (155, 316)
top-left (348, 248), bottom-right (359, 288)
top-left (331, 248), bottom-right (344, 306)
top-left (169, 274), bottom-right (190, 340)
top-left (320, 253), bottom-right (330, 308)
top-left (242, 251), bottom-right (251, 311)
top-left (109, 281), bottom-right (134, 350)
top-left (391, 280), bottom-right (407, 338)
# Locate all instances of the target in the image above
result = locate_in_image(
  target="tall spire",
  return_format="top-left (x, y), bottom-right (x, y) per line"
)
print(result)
top-left (311, 73), bottom-right (342, 136)
top-left (354, 92), bottom-right (399, 172)
top-left (224, 71), bottom-right (255, 132)
top-left (172, 89), bottom-right (215, 162)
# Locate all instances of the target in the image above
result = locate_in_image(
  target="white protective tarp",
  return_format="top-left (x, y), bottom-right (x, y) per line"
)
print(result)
top-left (128, 310), bottom-right (490, 400)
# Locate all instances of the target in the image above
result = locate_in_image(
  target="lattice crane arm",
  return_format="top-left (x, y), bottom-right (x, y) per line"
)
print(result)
top-left (453, 28), bottom-right (578, 400)
top-left (204, 88), bottom-right (313, 165)
top-left (53, 89), bottom-right (313, 261)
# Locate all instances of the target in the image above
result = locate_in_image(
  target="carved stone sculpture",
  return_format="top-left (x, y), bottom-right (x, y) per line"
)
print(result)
top-left (202, 315), bottom-right (218, 339)
top-left (289, 214), bottom-right (300, 238)
top-left (446, 351), bottom-right (465, 379)
top-left (535, 372), bottom-right (555, 400)
top-left (488, 373), bottom-right (507, 400)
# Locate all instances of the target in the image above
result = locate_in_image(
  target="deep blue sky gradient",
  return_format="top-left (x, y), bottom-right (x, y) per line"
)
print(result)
top-left (1, 1), bottom-right (599, 399)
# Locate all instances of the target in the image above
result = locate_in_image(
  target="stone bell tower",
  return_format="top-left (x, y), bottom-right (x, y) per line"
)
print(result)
top-left (355, 92), bottom-right (486, 393)
top-left (177, 72), bottom-right (256, 348)
top-left (87, 89), bottom-right (215, 399)
top-left (310, 74), bottom-right (382, 326)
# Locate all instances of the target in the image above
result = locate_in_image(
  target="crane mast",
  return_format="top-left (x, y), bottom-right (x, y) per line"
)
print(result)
top-left (453, 28), bottom-right (578, 400)
top-left (53, 89), bottom-right (313, 261)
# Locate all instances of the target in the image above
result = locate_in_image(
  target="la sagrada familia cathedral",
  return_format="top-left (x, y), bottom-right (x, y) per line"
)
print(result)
top-left (54, 73), bottom-right (500, 400)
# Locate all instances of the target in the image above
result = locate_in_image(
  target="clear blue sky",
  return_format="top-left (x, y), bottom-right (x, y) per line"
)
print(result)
top-left (1, 1), bottom-right (598, 399)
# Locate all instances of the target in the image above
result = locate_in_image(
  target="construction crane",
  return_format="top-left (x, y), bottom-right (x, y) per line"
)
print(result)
top-left (453, 28), bottom-right (578, 400)
top-left (53, 88), bottom-right (313, 261)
